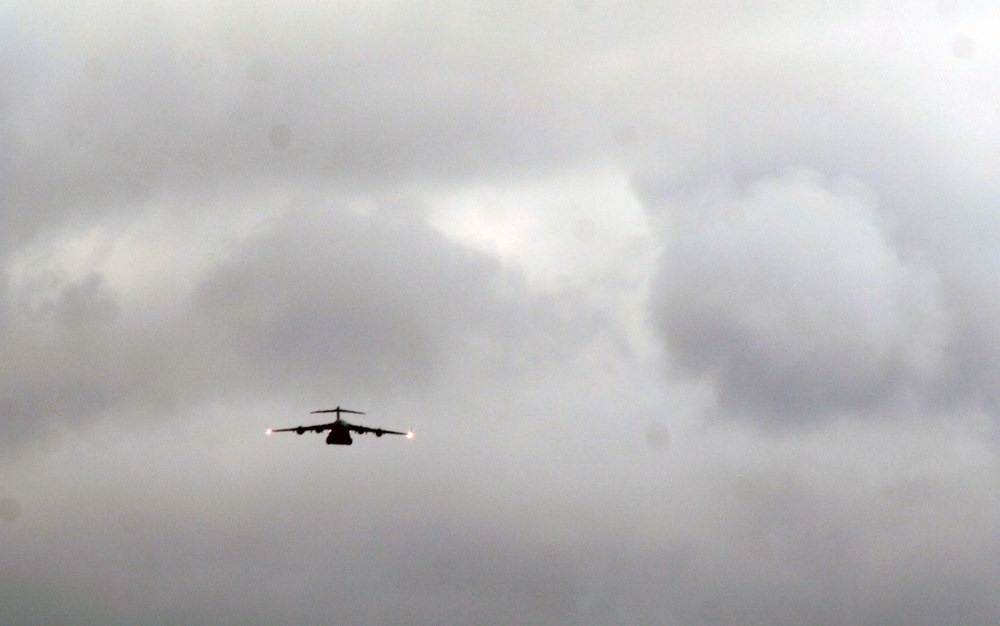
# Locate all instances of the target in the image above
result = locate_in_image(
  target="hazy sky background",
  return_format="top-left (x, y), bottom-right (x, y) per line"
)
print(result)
top-left (2, 1), bottom-right (999, 624)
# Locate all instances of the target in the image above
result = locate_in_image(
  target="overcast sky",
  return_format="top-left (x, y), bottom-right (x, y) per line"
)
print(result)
top-left (2, 1), bottom-right (1000, 624)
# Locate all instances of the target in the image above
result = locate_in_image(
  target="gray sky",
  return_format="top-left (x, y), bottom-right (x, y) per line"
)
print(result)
top-left (2, 1), bottom-right (1000, 624)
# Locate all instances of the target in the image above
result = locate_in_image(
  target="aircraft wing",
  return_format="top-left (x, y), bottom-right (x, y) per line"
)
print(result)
top-left (267, 421), bottom-right (338, 434)
top-left (346, 423), bottom-right (409, 437)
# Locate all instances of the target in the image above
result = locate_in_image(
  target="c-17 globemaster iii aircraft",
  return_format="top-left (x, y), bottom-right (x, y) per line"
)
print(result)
top-left (266, 407), bottom-right (414, 446)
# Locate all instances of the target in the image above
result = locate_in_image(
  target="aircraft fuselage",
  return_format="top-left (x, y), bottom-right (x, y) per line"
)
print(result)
top-left (325, 422), bottom-right (353, 445)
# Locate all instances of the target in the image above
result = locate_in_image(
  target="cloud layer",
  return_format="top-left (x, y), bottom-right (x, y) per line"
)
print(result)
top-left (652, 171), bottom-right (948, 426)
top-left (2, 1), bottom-right (1000, 624)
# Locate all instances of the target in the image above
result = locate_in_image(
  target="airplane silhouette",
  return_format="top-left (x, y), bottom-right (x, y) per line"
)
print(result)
top-left (267, 407), bottom-right (414, 446)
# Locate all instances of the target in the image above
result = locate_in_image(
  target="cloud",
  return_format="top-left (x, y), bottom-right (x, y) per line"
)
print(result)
top-left (0, 200), bottom-right (576, 450)
top-left (0, 184), bottom-right (607, 455)
top-left (5, 414), bottom-right (998, 626)
top-left (189, 201), bottom-right (517, 397)
top-left (3, 1), bottom-right (1000, 624)
top-left (650, 170), bottom-right (948, 427)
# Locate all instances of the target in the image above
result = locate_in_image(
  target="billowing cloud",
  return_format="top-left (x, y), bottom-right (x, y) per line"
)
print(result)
top-left (650, 170), bottom-right (948, 427)
top-left (188, 201), bottom-right (552, 398)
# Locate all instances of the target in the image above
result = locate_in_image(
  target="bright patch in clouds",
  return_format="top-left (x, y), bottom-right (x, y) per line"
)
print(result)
top-left (428, 167), bottom-right (651, 291)
top-left (6, 201), bottom-right (278, 318)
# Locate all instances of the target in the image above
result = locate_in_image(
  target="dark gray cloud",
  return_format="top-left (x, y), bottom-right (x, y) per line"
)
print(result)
top-left (188, 200), bottom-right (573, 400)
top-left (649, 171), bottom-right (948, 427)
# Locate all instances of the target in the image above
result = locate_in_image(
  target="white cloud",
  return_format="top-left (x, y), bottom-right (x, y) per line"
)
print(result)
top-left (428, 166), bottom-right (651, 291)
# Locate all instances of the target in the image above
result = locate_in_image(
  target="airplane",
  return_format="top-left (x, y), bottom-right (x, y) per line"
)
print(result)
top-left (266, 407), bottom-right (414, 446)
